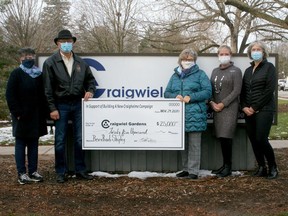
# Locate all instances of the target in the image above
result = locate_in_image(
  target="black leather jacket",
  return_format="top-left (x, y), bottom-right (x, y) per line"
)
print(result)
top-left (42, 51), bottom-right (96, 112)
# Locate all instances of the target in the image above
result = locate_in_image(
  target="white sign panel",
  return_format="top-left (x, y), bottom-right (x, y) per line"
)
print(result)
top-left (38, 54), bottom-right (276, 100)
top-left (38, 54), bottom-right (277, 127)
top-left (82, 99), bottom-right (185, 150)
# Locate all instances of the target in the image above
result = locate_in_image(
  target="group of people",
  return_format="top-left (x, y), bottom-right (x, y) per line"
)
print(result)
top-left (5, 29), bottom-right (278, 185)
top-left (165, 41), bottom-right (278, 180)
top-left (6, 30), bottom-right (96, 184)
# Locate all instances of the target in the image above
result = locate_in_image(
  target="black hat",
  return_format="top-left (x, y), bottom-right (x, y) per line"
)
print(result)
top-left (54, 29), bottom-right (77, 45)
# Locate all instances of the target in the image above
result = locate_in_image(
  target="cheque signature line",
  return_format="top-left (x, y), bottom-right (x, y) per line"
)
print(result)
top-left (156, 130), bottom-right (166, 133)
top-left (168, 131), bottom-right (178, 134)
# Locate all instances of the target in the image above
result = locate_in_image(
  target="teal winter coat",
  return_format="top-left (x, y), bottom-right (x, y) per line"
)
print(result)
top-left (164, 64), bottom-right (212, 132)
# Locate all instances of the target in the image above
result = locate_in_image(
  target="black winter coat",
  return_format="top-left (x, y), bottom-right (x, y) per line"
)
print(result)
top-left (240, 59), bottom-right (276, 112)
top-left (6, 68), bottom-right (48, 138)
top-left (42, 51), bottom-right (96, 112)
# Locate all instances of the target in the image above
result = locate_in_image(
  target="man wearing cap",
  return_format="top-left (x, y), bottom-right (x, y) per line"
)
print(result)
top-left (42, 29), bottom-right (96, 183)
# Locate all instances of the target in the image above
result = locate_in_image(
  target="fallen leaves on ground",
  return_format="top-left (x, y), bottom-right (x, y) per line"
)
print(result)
top-left (0, 149), bottom-right (288, 216)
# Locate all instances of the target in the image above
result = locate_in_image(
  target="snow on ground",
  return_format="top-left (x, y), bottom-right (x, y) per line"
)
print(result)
top-left (91, 170), bottom-right (243, 180)
top-left (0, 121), bottom-right (244, 179)
top-left (0, 124), bottom-right (54, 145)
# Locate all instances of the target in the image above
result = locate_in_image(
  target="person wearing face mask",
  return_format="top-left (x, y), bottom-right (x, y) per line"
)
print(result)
top-left (164, 48), bottom-right (212, 179)
top-left (240, 41), bottom-right (278, 179)
top-left (42, 30), bottom-right (96, 183)
top-left (6, 48), bottom-right (48, 184)
top-left (209, 45), bottom-right (242, 177)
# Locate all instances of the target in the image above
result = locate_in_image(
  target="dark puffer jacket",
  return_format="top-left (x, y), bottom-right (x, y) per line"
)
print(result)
top-left (240, 59), bottom-right (276, 112)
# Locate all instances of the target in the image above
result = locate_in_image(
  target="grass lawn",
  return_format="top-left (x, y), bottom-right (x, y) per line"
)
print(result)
top-left (270, 99), bottom-right (288, 140)
top-left (1, 100), bottom-right (287, 145)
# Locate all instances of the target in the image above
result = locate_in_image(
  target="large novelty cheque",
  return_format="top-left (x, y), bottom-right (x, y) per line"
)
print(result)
top-left (82, 99), bottom-right (185, 150)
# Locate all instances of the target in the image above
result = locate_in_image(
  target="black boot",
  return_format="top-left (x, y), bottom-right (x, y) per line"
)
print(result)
top-left (211, 165), bottom-right (225, 174)
top-left (176, 171), bottom-right (189, 178)
top-left (267, 166), bottom-right (278, 179)
top-left (252, 166), bottom-right (267, 177)
top-left (217, 164), bottom-right (232, 177)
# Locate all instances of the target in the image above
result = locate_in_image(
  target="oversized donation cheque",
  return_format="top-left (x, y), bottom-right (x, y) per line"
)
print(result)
top-left (82, 99), bottom-right (185, 150)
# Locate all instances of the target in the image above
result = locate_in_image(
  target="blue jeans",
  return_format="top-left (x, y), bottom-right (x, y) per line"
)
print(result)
top-left (54, 101), bottom-right (86, 174)
top-left (15, 137), bottom-right (39, 175)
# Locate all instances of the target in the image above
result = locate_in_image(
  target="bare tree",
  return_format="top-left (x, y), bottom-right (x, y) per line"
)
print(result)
top-left (223, 0), bottom-right (288, 29)
top-left (141, 0), bottom-right (241, 53)
top-left (142, 0), bottom-right (288, 53)
top-left (0, 0), bottom-right (44, 49)
top-left (37, 0), bottom-right (71, 52)
top-left (75, 0), bottom-right (139, 53)
top-left (77, 15), bottom-right (116, 53)
top-left (0, 0), bottom-right (72, 53)
top-left (271, 42), bottom-right (288, 78)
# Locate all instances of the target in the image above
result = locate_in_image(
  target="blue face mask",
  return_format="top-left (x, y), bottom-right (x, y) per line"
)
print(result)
top-left (22, 59), bottom-right (35, 68)
top-left (60, 42), bottom-right (73, 53)
top-left (251, 51), bottom-right (263, 61)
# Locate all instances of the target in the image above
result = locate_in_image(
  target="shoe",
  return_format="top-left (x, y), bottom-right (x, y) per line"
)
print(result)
top-left (29, 172), bottom-right (43, 182)
top-left (56, 174), bottom-right (67, 183)
top-left (76, 172), bottom-right (93, 180)
top-left (211, 165), bottom-right (225, 174)
top-left (267, 166), bottom-right (278, 179)
top-left (252, 166), bottom-right (267, 177)
top-left (176, 171), bottom-right (189, 178)
top-left (217, 164), bottom-right (232, 178)
top-left (18, 173), bottom-right (33, 185)
top-left (187, 174), bottom-right (198, 179)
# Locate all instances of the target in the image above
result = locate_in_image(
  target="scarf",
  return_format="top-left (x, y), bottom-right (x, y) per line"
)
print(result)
top-left (20, 64), bottom-right (42, 78)
top-left (176, 66), bottom-right (190, 79)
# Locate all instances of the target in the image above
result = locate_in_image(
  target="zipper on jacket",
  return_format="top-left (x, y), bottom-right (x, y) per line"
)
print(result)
top-left (180, 78), bottom-right (184, 96)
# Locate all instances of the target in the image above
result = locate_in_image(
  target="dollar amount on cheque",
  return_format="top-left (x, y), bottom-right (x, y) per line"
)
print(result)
top-left (82, 99), bottom-right (185, 150)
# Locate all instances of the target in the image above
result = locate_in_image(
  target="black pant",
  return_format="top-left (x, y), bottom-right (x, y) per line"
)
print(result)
top-left (219, 137), bottom-right (232, 166)
top-left (245, 111), bottom-right (276, 168)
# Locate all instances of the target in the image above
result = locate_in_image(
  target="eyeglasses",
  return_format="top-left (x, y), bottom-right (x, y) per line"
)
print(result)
top-left (181, 59), bottom-right (194, 62)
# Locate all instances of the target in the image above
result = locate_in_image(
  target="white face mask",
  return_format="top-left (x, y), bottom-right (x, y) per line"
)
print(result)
top-left (181, 61), bottom-right (195, 69)
top-left (218, 56), bottom-right (231, 65)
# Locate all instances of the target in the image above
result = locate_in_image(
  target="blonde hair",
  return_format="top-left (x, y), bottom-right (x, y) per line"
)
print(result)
top-left (217, 45), bottom-right (232, 55)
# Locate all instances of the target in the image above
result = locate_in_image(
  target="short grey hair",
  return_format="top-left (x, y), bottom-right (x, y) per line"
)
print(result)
top-left (178, 48), bottom-right (198, 65)
top-left (247, 41), bottom-right (269, 60)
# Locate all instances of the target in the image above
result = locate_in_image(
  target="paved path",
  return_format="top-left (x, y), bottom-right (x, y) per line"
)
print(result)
top-left (0, 140), bottom-right (287, 155)
top-left (0, 145), bottom-right (54, 155)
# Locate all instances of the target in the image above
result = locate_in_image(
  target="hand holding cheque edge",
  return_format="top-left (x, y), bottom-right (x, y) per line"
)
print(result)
top-left (176, 95), bottom-right (190, 103)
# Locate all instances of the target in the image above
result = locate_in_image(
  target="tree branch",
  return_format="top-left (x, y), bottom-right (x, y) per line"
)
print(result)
top-left (223, 0), bottom-right (288, 29)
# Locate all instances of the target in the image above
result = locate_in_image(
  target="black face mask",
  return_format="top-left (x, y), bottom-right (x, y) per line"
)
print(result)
top-left (22, 59), bottom-right (35, 68)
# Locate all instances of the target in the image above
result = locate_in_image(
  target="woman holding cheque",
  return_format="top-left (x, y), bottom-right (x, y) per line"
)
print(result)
top-left (164, 48), bottom-right (212, 179)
